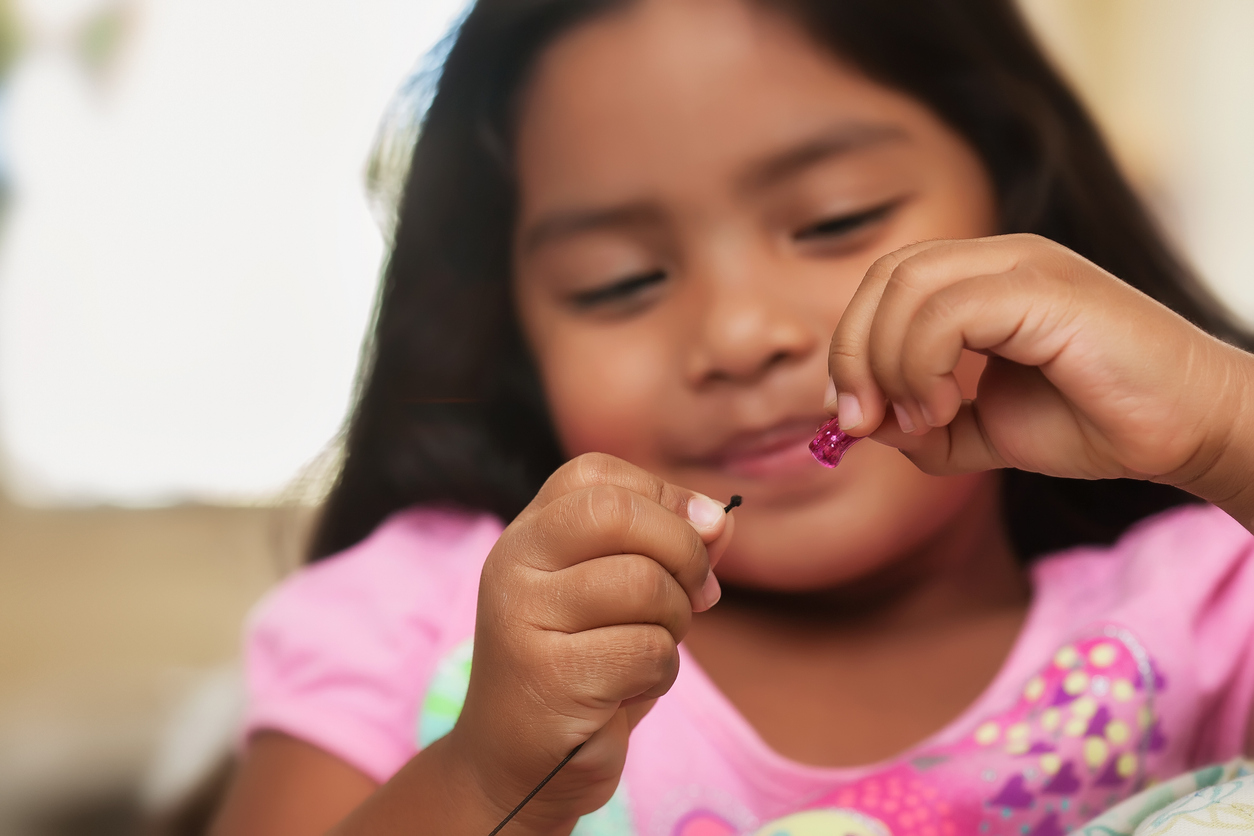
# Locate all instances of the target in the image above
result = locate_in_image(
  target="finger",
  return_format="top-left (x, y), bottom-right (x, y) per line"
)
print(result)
top-left (867, 399), bottom-right (1007, 475)
top-left (560, 624), bottom-right (681, 709)
top-left (865, 237), bottom-right (1040, 433)
top-left (870, 358), bottom-right (1100, 476)
top-left (525, 453), bottom-right (728, 543)
top-left (520, 485), bottom-right (713, 611)
top-left (541, 554), bottom-right (692, 643)
top-left (897, 267), bottom-right (1084, 427)
top-left (829, 244), bottom-right (928, 436)
top-left (706, 508), bottom-right (734, 570)
top-left (830, 238), bottom-right (992, 434)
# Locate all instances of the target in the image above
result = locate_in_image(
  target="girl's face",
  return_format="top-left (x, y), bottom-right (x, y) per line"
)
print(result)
top-left (512, 0), bottom-right (1000, 590)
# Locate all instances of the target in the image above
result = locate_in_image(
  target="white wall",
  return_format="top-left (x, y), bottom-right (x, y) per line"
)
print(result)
top-left (0, 0), bottom-right (469, 503)
top-left (1019, 0), bottom-right (1254, 322)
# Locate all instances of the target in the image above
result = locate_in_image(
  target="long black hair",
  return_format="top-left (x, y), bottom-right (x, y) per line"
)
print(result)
top-left (309, 0), bottom-right (1247, 561)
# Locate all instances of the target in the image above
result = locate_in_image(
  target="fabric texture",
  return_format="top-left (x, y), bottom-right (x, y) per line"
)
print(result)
top-left (241, 503), bottom-right (1254, 835)
top-left (1079, 757), bottom-right (1254, 835)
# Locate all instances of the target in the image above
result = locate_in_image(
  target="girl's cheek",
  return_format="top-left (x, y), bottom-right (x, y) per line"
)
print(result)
top-left (539, 334), bottom-right (672, 461)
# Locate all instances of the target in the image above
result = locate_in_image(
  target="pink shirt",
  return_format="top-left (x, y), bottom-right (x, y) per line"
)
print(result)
top-left (242, 504), bottom-right (1254, 836)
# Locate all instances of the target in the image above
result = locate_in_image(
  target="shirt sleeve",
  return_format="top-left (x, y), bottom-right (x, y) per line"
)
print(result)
top-left (1105, 504), bottom-right (1254, 764)
top-left (239, 508), bottom-right (500, 783)
top-left (1174, 506), bottom-right (1254, 763)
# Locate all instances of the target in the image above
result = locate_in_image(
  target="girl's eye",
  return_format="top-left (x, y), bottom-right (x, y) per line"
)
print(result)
top-left (569, 269), bottom-right (667, 310)
top-left (794, 200), bottom-right (899, 243)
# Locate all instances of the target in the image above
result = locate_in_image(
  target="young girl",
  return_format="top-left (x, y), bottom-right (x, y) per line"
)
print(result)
top-left (212, 1), bottom-right (1254, 834)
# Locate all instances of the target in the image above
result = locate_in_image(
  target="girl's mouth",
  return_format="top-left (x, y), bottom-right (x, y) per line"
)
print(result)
top-left (700, 417), bottom-right (831, 480)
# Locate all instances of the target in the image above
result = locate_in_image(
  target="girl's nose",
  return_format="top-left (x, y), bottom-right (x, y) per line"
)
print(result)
top-left (684, 268), bottom-right (818, 387)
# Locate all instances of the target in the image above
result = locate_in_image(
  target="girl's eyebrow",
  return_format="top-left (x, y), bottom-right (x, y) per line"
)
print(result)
top-left (519, 123), bottom-right (905, 255)
top-left (521, 202), bottom-right (664, 255)
top-left (739, 122), bottom-right (909, 194)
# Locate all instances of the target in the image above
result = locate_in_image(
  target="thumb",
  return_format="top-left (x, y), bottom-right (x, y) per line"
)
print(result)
top-left (705, 509), bottom-right (734, 570)
top-left (683, 492), bottom-right (730, 544)
top-left (683, 492), bottom-right (735, 611)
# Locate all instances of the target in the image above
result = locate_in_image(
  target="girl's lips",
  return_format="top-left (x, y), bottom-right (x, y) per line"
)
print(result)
top-left (700, 418), bottom-right (830, 479)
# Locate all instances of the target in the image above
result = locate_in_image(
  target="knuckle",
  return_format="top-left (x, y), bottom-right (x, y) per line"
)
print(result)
top-left (633, 626), bottom-right (678, 671)
top-left (1011, 232), bottom-right (1048, 248)
top-left (620, 556), bottom-right (670, 607)
top-left (1014, 253), bottom-right (1049, 281)
top-left (890, 257), bottom-right (927, 292)
top-left (570, 453), bottom-right (669, 507)
top-left (654, 480), bottom-right (686, 517)
top-left (482, 544), bottom-right (528, 599)
top-left (582, 484), bottom-right (637, 535)
top-left (1012, 233), bottom-right (1070, 275)
top-left (544, 457), bottom-right (580, 492)
top-left (506, 512), bottom-right (550, 564)
top-left (1047, 252), bottom-right (1085, 289)
top-left (915, 290), bottom-right (961, 331)
top-left (571, 452), bottom-right (615, 488)
top-left (829, 332), bottom-right (864, 362)
top-left (867, 249), bottom-right (906, 281)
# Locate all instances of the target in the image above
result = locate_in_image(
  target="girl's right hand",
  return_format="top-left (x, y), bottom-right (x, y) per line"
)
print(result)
top-left (447, 453), bottom-right (732, 834)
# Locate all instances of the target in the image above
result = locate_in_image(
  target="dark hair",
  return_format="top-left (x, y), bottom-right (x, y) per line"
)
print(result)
top-left (309, 0), bottom-right (1246, 561)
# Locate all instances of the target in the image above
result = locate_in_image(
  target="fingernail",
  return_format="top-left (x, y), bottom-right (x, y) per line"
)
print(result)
top-left (892, 402), bottom-right (916, 434)
top-left (699, 571), bottom-right (722, 610)
top-left (687, 494), bottom-right (725, 533)
top-left (837, 393), bottom-right (863, 430)
top-left (920, 402), bottom-right (936, 427)
top-left (823, 378), bottom-right (838, 411)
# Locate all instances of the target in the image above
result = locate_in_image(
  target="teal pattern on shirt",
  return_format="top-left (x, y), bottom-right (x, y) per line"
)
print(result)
top-left (1078, 758), bottom-right (1254, 835)
top-left (417, 637), bottom-right (635, 836)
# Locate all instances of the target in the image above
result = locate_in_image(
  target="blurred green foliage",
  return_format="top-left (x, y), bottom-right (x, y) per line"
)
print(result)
top-left (79, 5), bottom-right (129, 76)
top-left (0, 0), bottom-right (19, 80)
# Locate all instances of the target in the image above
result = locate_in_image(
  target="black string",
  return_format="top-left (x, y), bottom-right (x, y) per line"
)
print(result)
top-left (487, 744), bottom-right (583, 836)
top-left (488, 496), bottom-right (742, 834)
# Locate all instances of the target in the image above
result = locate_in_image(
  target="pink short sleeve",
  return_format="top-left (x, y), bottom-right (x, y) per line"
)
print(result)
top-left (240, 507), bottom-right (501, 783)
top-left (1162, 506), bottom-right (1254, 761)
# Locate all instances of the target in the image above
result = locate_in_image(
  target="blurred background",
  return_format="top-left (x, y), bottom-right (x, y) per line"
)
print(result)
top-left (0, 0), bottom-right (1250, 833)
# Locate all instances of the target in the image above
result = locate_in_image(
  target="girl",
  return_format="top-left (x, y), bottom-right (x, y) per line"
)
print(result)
top-left (213, 1), bottom-right (1254, 834)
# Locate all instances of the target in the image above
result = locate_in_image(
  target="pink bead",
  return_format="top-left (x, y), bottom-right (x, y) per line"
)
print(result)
top-left (809, 416), bottom-right (862, 468)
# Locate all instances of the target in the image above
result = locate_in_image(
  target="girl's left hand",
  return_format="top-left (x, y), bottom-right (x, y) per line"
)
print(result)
top-left (828, 234), bottom-right (1254, 516)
